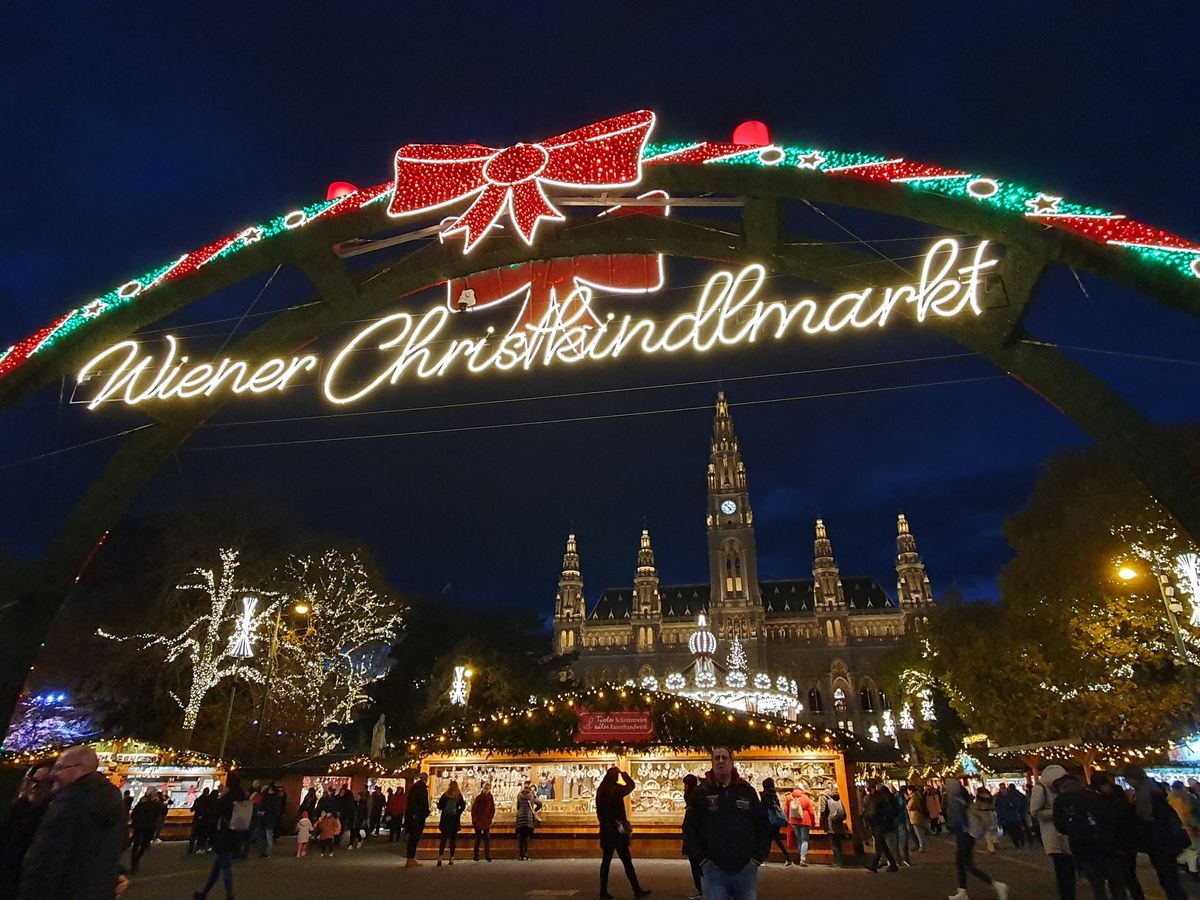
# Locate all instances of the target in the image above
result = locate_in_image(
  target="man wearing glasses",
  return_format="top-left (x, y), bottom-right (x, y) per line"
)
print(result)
top-left (16, 745), bottom-right (129, 899)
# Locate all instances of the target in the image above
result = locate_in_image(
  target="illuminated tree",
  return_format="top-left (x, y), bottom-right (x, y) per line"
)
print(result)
top-left (888, 436), bottom-right (1198, 746)
top-left (271, 550), bottom-right (403, 747)
top-left (99, 548), bottom-right (280, 744)
top-left (3, 692), bottom-right (99, 753)
top-left (726, 637), bottom-right (749, 673)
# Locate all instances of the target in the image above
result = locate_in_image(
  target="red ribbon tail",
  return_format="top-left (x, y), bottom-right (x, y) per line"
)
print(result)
top-left (510, 181), bottom-right (563, 243)
top-left (448, 184), bottom-right (511, 252)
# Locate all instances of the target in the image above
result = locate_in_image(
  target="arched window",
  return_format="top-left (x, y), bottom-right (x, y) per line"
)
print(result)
top-left (859, 688), bottom-right (875, 712)
top-left (807, 688), bottom-right (824, 713)
top-left (879, 691), bottom-right (892, 712)
top-left (833, 687), bottom-right (848, 713)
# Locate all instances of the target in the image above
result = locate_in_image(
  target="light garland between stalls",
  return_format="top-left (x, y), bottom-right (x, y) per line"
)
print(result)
top-left (384, 685), bottom-right (881, 765)
top-left (1, 736), bottom-right (229, 770)
top-left (4, 112), bottom-right (1199, 383)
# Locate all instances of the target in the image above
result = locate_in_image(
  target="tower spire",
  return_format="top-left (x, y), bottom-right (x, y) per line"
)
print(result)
top-left (896, 513), bottom-right (934, 606)
top-left (554, 533), bottom-right (585, 653)
top-left (632, 529), bottom-right (662, 645)
top-left (812, 518), bottom-right (846, 609)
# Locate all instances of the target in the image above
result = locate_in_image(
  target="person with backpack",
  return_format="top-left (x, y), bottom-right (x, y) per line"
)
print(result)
top-left (863, 781), bottom-right (899, 874)
top-left (820, 787), bottom-right (848, 868)
top-left (946, 778), bottom-right (1007, 900)
top-left (1052, 771), bottom-right (1128, 900)
top-left (758, 778), bottom-right (793, 866)
top-left (785, 782), bottom-right (816, 866)
top-left (1030, 764), bottom-right (1076, 900)
top-left (1121, 765), bottom-right (1188, 900)
top-left (435, 780), bottom-right (466, 866)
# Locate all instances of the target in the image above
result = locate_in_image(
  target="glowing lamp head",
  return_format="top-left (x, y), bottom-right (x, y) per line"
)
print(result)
top-left (293, 602), bottom-right (311, 616)
top-left (1117, 566), bottom-right (1139, 581)
top-left (732, 120), bottom-right (770, 146)
top-left (326, 181), bottom-right (358, 200)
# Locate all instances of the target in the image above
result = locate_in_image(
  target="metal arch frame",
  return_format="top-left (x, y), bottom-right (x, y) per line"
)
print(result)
top-left (2, 163), bottom-right (1199, 741)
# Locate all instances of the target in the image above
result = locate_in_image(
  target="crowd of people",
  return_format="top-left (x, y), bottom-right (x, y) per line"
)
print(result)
top-left (6, 742), bottom-right (1200, 899)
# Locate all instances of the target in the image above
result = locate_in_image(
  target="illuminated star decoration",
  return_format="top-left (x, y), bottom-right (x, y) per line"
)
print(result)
top-left (881, 709), bottom-right (896, 738)
top-left (449, 665), bottom-right (470, 706)
top-left (1024, 193), bottom-right (1063, 215)
top-left (1177, 552), bottom-right (1200, 627)
top-left (869, 724), bottom-right (881, 743)
top-left (237, 226), bottom-right (264, 245)
top-left (920, 688), bottom-right (936, 721)
top-left (797, 151), bottom-right (826, 169)
top-left (387, 110), bottom-right (656, 252)
top-left (899, 703), bottom-right (915, 731)
top-left (229, 596), bottom-right (258, 658)
top-left (80, 300), bottom-right (107, 319)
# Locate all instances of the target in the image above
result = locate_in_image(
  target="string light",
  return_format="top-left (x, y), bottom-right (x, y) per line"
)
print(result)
top-left (6, 123), bottom-right (1197, 386)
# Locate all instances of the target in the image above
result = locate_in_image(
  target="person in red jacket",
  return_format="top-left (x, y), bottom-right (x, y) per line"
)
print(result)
top-left (471, 782), bottom-right (496, 861)
top-left (786, 783), bottom-right (817, 866)
top-left (386, 787), bottom-right (407, 844)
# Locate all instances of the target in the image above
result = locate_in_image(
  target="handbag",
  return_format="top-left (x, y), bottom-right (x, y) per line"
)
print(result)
top-left (767, 804), bottom-right (788, 828)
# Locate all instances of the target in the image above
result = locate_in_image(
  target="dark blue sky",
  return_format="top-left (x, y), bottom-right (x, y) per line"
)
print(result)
top-left (2, 4), bottom-right (1198, 612)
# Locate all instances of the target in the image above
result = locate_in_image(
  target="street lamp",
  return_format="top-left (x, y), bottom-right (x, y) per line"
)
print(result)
top-left (1117, 562), bottom-right (1200, 722)
top-left (253, 599), bottom-right (311, 761)
top-left (218, 596), bottom-right (258, 761)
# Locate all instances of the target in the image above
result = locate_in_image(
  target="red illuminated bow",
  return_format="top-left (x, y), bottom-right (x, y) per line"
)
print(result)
top-left (386, 110), bottom-right (655, 253)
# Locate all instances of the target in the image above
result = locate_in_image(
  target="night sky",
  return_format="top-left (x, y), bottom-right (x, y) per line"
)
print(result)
top-left (2, 4), bottom-right (1198, 617)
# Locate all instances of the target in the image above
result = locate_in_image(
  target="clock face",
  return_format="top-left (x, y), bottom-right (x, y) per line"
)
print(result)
top-left (720, 500), bottom-right (737, 515)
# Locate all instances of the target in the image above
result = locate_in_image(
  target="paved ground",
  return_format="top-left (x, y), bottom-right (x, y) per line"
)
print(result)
top-left (127, 834), bottom-right (1198, 899)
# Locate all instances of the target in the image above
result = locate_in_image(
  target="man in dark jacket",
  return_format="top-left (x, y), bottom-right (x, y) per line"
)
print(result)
top-left (17, 745), bottom-right (128, 900)
top-left (1052, 773), bottom-right (1128, 900)
top-left (129, 789), bottom-right (166, 873)
top-left (404, 773), bottom-right (431, 867)
top-left (0, 764), bottom-right (53, 900)
top-left (683, 747), bottom-right (771, 900)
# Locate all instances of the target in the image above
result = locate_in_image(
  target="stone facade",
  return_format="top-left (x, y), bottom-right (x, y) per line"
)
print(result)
top-left (552, 392), bottom-right (935, 733)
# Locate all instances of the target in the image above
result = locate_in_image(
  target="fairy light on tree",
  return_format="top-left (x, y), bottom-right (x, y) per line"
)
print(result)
top-left (98, 548), bottom-right (279, 745)
top-left (273, 550), bottom-right (403, 744)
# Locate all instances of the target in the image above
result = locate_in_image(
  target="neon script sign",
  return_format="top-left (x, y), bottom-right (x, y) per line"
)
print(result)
top-left (77, 238), bottom-right (997, 410)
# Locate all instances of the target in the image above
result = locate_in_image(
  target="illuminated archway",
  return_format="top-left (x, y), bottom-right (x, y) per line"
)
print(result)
top-left (2, 111), bottom-right (1199, 739)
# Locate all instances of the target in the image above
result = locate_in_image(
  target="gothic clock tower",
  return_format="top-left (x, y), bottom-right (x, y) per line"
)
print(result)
top-left (706, 393), bottom-right (764, 654)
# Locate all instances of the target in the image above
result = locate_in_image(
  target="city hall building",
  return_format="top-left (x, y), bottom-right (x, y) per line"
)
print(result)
top-left (552, 393), bottom-right (936, 733)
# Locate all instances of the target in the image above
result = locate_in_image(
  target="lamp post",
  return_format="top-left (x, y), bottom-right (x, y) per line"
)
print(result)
top-left (218, 596), bottom-right (258, 761)
top-left (1118, 563), bottom-right (1200, 723)
top-left (253, 599), bottom-right (310, 762)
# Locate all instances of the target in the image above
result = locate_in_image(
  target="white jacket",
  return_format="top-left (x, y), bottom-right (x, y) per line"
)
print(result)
top-left (1029, 782), bottom-right (1068, 855)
